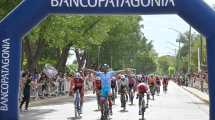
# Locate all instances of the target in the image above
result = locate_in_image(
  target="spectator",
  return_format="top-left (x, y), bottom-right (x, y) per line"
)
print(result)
top-left (19, 74), bottom-right (32, 111)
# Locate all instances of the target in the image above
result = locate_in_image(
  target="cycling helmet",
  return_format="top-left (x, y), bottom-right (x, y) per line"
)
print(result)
top-left (75, 72), bottom-right (81, 78)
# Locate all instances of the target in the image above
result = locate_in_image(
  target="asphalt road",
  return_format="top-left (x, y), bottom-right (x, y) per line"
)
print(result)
top-left (20, 81), bottom-right (209, 120)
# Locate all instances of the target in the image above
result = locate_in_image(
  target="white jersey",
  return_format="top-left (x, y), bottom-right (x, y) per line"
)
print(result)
top-left (118, 79), bottom-right (128, 89)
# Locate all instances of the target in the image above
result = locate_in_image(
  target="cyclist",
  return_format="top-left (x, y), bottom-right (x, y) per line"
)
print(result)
top-left (93, 76), bottom-right (102, 110)
top-left (128, 74), bottom-right (136, 104)
top-left (111, 76), bottom-right (117, 104)
top-left (118, 75), bottom-right (129, 110)
top-left (136, 81), bottom-right (149, 115)
top-left (148, 75), bottom-right (156, 100)
top-left (70, 73), bottom-right (84, 114)
top-left (162, 76), bottom-right (169, 93)
top-left (155, 76), bottom-right (161, 95)
top-left (84, 64), bottom-right (128, 119)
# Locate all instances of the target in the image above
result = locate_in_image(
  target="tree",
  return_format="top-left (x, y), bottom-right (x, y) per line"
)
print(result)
top-left (0, 0), bottom-right (21, 19)
top-left (86, 16), bottom-right (156, 71)
top-left (158, 55), bottom-right (176, 74)
top-left (1, 3), bottom-right (159, 73)
top-left (176, 32), bottom-right (207, 73)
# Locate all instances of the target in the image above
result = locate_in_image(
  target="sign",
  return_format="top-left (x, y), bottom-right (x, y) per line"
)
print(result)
top-left (0, 38), bottom-right (10, 111)
top-left (51, 0), bottom-right (175, 8)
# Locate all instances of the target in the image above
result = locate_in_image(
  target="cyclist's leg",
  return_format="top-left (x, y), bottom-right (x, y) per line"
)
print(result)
top-left (138, 94), bottom-right (142, 115)
top-left (115, 86), bottom-right (117, 98)
top-left (97, 90), bottom-right (100, 109)
top-left (99, 96), bottom-right (105, 118)
top-left (146, 93), bottom-right (149, 107)
top-left (108, 89), bottom-right (113, 115)
top-left (100, 88), bottom-right (109, 117)
top-left (128, 87), bottom-right (131, 101)
top-left (80, 88), bottom-right (84, 113)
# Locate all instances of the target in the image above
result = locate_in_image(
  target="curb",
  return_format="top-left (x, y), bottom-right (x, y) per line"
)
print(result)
top-left (182, 86), bottom-right (209, 104)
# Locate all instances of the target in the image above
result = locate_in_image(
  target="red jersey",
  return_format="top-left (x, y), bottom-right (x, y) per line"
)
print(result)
top-left (137, 83), bottom-right (148, 94)
top-left (72, 78), bottom-right (84, 90)
top-left (93, 79), bottom-right (101, 90)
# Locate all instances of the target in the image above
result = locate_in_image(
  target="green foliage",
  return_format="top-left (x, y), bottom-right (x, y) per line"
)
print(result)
top-left (177, 32), bottom-right (207, 73)
top-left (86, 16), bottom-right (157, 73)
top-left (168, 66), bottom-right (175, 76)
top-left (0, 0), bottom-right (21, 19)
top-left (66, 64), bottom-right (78, 74)
top-left (1, 2), bottom-right (159, 73)
top-left (158, 55), bottom-right (176, 74)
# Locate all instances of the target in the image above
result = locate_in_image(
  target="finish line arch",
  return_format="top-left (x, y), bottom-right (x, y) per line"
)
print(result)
top-left (0, 0), bottom-right (215, 120)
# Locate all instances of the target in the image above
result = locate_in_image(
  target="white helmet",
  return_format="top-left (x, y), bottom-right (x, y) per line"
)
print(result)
top-left (121, 75), bottom-right (125, 79)
top-left (75, 72), bottom-right (81, 78)
top-left (96, 77), bottom-right (101, 81)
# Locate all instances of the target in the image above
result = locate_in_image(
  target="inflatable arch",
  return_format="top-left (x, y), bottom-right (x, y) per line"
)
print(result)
top-left (0, 0), bottom-right (215, 119)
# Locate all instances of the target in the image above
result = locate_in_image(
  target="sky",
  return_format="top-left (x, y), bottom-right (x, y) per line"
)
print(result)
top-left (141, 0), bottom-right (215, 56)
top-left (66, 0), bottom-right (215, 64)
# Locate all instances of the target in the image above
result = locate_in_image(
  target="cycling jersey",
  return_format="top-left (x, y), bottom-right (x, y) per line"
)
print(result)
top-left (96, 71), bottom-right (116, 97)
top-left (137, 83), bottom-right (148, 94)
top-left (111, 79), bottom-right (117, 88)
top-left (148, 78), bottom-right (156, 86)
top-left (128, 78), bottom-right (135, 88)
top-left (162, 78), bottom-right (168, 85)
top-left (72, 77), bottom-right (84, 91)
top-left (94, 79), bottom-right (102, 90)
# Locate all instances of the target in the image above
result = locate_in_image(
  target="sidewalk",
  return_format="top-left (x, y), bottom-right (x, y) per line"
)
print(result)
top-left (181, 86), bottom-right (209, 103)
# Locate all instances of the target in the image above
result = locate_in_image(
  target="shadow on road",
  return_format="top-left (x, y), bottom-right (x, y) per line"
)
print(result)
top-left (67, 116), bottom-right (82, 120)
top-left (119, 109), bottom-right (128, 113)
top-left (20, 109), bottom-right (56, 120)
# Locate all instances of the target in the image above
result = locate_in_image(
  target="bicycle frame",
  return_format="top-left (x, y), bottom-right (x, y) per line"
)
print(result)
top-left (100, 96), bottom-right (109, 120)
top-left (74, 89), bottom-right (81, 118)
top-left (138, 94), bottom-right (146, 120)
top-left (129, 88), bottom-right (134, 105)
top-left (111, 88), bottom-right (116, 104)
top-left (120, 90), bottom-right (127, 111)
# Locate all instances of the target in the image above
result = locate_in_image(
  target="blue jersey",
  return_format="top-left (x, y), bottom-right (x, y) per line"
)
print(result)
top-left (96, 71), bottom-right (116, 97)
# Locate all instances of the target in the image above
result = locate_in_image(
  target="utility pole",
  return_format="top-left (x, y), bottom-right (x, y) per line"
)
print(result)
top-left (97, 46), bottom-right (101, 66)
top-left (188, 26), bottom-right (192, 73)
top-left (111, 55), bottom-right (113, 68)
top-left (176, 38), bottom-right (181, 73)
top-left (200, 35), bottom-right (203, 66)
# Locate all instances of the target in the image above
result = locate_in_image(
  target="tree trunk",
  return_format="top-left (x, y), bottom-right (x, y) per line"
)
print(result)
top-left (56, 45), bottom-right (71, 73)
top-left (75, 49), bottom-right (87, 71)
top-left (24, 37), bottom-right (46, 73)
top-left (23, 17), bottom-right (52, 73)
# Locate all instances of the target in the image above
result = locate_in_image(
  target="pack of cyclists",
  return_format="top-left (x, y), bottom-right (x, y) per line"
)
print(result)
top-left (70, 64), bottom-right (170, 120)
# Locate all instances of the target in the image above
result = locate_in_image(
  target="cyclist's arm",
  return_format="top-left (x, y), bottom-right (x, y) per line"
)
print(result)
top-left (115, 70), bottom-right (126, 75)
top-left (83, 68), bottom-right (97, 75)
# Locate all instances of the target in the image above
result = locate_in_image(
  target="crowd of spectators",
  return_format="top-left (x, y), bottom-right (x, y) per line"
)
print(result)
top-left (19, 71), bottom-right (95, 102)
top-left (174, 71), bottom-right (208, 94)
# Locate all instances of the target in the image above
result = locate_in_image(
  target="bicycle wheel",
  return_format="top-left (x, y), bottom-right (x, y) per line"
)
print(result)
top-left (130, 90), bottom-right (134, 105)
top-left (141, 99), bottom-right (145, 120)
top-left (74, 90), bottom-right (80, 118)
top-left (104, 100), bottom-right (109, 120)
top-left (112, 89), bottom-right (115, 104)
top-left (120, 94), bottom-right (125, 110)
